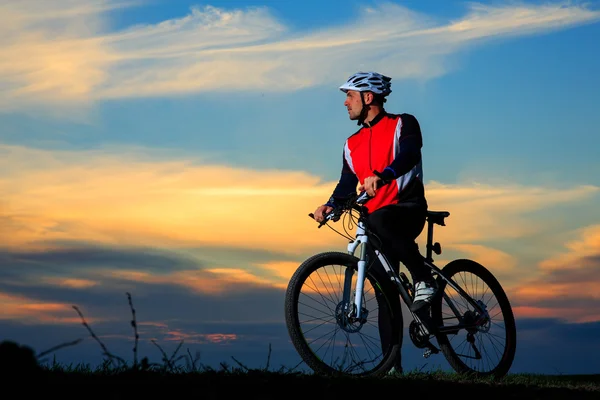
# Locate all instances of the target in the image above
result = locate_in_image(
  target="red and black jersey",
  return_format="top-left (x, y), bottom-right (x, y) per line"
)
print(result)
top-left (326, 111), bottom-right (427, 213)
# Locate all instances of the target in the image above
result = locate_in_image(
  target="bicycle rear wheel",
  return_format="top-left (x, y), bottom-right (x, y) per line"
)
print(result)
top-left (431, 259), bottom-right (517, 378)
top-left (284, 251), bottom-right (403, 377)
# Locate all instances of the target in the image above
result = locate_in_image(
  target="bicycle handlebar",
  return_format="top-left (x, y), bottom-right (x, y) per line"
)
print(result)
top-left (308, 170), bottom-right (390, 228)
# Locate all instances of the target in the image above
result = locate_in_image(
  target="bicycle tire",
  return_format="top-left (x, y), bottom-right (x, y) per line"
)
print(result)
top-left (284, 251), bottom-right (403, 377)
top-left (431, 258), bottom-right (517, 378)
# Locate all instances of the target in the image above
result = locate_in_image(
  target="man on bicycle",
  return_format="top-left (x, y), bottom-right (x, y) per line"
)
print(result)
top-left (313, 71), bottom-right (435, 312)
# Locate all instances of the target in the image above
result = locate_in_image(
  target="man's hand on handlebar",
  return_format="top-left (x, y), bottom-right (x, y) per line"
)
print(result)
top-left (309, 204), bottom-right (344, 228)
top-left (308, 170), bottom-right (390, 227)
top-left (312, 204), bottom-right (333, 223)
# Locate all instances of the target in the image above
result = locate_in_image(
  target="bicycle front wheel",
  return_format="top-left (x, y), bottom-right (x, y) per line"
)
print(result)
top-left (284, 251), bottom-right (403, 377)
top-left (431, 259), bottom-right (517, 378)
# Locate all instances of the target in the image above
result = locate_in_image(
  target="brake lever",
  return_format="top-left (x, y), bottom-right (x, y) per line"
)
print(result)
top-left (308, 213), bottom-right (328, 228)
top-left (308, 205), bottom-right (344, 227)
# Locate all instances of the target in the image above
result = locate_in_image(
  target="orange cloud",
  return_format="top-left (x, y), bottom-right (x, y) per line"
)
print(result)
top-left (3, 143), bottom-right (599, 304)
top-left (162, 331), bottom-right (237, 344)
top-left (505, 224), bottom-right (600, 323)
top-left (409, 180), bottom-right (599, 293)
top-left (446, 243), bottom-right (519, 275)
top-left (97, 267), bottom-right (277, 296)
top-left (202, 333), bottom-right (237, 344)
top-left (253, 261), bottom-right (301, 285)
top-left (424, 180), bottom-right (599, 245)
top-left (134, 320), bottom-right (237, 343)
top-left (0, 291), bottom-right (103, 324)
top-left (0, 144), bottom-right (345, 257)
top-left (538, 224), bottom-right (600, 272)
top-left (136, 320), bottom-right (238, 344)
top-left (41, 277), bottom-right (98, 289)
top-left (513, 305), bottom-right (600, 324)
top-left (167, 268), bottom-right (279, 295)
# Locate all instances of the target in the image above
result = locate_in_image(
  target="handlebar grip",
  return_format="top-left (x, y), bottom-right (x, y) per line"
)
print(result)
top-left (308, 212), bottom-right (326, 228)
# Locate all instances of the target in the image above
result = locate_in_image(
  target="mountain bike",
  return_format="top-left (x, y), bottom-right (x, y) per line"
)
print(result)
top-left (284, 178), bottom-right (517, 378)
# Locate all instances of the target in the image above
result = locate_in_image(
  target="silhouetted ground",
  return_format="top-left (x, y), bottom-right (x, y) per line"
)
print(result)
top-left (0, 338), bottom-right (597, 400)
top-left (4, 368), bottom-right (600, 400)
top-left (2, 300), bottom-right (599, 400)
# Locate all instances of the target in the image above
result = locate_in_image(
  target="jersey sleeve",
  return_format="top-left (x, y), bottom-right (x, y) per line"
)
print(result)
top-left (380, 113), bottom-right (422, 181)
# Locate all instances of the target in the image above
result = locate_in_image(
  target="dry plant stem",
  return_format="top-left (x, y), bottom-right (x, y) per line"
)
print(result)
top-left (169, 340), bottom-right (184, 366)
top-left (231, 356), bottom-right (250, 372)
top-left (72, 305), bottom-right (126, 367)
top-left (37, 338), bottom-right (84, 359)
top-left (33, 293), bottom-right (208, 372)
top-left (151, 339), bottom-right (184, 370)
top-left (266, 343), bottom-right (271, 371)
top-left (230, 343), bottom-right (273, 373)
top-left (126, 292), bottom-right (139, 368)
top-left (186, 348), bottom-right (202, 371)
top-left (151, 339), bottom-right (169, 365)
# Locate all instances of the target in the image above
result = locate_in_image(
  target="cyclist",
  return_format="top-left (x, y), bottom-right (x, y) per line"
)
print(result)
top-left (313, 71), bottom-right (436, 312)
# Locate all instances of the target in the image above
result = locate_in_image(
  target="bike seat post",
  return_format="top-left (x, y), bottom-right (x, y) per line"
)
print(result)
top-left (426, 217), bottom-right (434, 263)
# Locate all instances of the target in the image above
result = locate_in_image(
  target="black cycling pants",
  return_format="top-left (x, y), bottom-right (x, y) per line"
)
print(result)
top-left (368, 202), bottom-right (430, 370)
top-left (366, 202), bottom-right (431, 283)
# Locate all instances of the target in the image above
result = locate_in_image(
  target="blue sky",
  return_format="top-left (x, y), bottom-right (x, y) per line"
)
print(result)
top-left (1, 0), bottom-right (600, 375)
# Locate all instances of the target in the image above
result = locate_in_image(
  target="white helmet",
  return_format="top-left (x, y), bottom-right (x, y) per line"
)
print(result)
top-left (339, 71), bottom-right (392, 96)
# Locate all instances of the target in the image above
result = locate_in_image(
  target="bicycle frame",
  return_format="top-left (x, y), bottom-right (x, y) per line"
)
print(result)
top-left (297, 182), bottom-right (515, 376)
top-left (343, 217), bottom-right (487, 333)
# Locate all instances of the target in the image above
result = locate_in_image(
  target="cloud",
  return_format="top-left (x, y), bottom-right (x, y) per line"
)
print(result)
top-left (3, 143), bottom-right (598, 262)
top-left (425, 180), bottom-right (600, 244)
top-left (422, 181), bottom-right (600, 323)
top-left (0, 243), bottom-right (202, 274)
top-left (0, 1), bottom-right (131, 118)
top-left (2, 142), bottom-right (600, 323)
top-left (0, 291), bottom-right (95, 324)
top-left (0, 1), bottom-right (599, 114)
top-left (0, 240), bottom-right (299, 321)
top-left (0, 253), bottom-right (289, 326)
top-left (508, 224), bottom-right (600, 323)
top-left (0, 143), bottom-right (342, 257)
top-left (420, 180), bottom-right (599, 284)
top-left (538, 224), bottom-right (600, 272)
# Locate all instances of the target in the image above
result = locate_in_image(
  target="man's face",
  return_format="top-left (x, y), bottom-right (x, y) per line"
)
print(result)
top-left (343, 90), bottom-right (364, 121)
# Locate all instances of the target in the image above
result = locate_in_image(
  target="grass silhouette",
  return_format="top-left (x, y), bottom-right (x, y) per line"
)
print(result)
top-left (1, 293), bottom-right (598, 399)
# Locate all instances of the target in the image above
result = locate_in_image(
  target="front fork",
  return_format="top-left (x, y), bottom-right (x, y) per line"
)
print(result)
top-left (343, 232), bottom-right (368, 320)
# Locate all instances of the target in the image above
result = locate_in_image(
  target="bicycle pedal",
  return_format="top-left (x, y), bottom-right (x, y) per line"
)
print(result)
top-left (423, 346), bottom-right (439, 358)
top-left (422, 340), bottom-right (440, 359)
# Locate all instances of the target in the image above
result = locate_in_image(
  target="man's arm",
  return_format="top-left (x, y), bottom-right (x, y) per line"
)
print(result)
top-left (379, 113), bottom-right (423, 181)
top-left (325, 145), bottom-right (358, 208)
